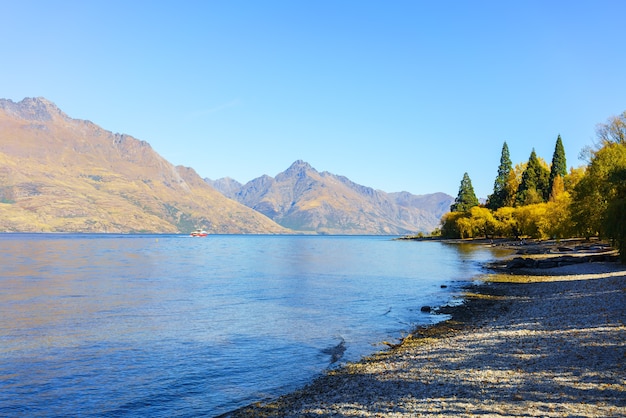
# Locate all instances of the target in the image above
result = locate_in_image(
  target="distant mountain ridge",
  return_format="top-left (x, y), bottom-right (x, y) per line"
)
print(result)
top-left (0, 97), bottom-right (288, 233)
top-left (207, 160), bottom-right (453, 235)
top-left (1, 97), bottom-right (452, 234)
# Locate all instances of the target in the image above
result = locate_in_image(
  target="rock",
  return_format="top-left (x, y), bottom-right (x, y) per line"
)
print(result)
top-left (537, 260), bottom-right (557, 269)
top-left (506, 257), bottom-right (533, 269)
top-left (321, 338), bottom-right (346, 364)
top-left (505, 251), bottom-right (620, 270)
top-left (420, 306), bottom-right (432, 313)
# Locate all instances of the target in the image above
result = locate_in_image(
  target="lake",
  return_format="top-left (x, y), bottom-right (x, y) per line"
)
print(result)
top-left (0, 234), bottom-right (498, 417)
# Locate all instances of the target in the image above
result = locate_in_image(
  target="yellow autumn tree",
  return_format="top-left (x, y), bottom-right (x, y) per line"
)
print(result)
top-left (440, 211), bottom-right (465, 238)
top-left (493, 206), bottom-right (517, 237)
top-left (513, 203), bottom-right (548, 238)
top-left (467, 206), bottom-right (498, 238)
top-left (541, 192), bottom-right (573, 238)
top-left (548, 174), bottom-right (565, 202)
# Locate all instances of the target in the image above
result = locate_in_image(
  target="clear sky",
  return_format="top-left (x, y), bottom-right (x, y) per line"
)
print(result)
top-left (2, 1), bottom-right (625, 198)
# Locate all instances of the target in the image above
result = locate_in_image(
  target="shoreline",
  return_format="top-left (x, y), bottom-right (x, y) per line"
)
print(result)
top-left (226, 241), bottom-right (626, 417)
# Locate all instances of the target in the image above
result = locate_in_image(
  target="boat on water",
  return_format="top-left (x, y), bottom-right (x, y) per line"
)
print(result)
top-left (190, 229), bottom-right (208, 237)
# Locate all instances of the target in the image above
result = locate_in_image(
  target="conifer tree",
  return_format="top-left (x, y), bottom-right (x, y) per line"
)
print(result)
top-left (549, 135), bottom-right (567, 194)
top-left (516, 149), bottom-right (550, 205)
top-left (487, 141), bottom-right (513, 210)
top-left (451, 172), bottom-right (479, 212)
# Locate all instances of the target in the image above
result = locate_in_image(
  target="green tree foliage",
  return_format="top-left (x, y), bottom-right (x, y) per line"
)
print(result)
top-left (572, 140), bottom-right (626, 260)
top-left (450, 172), bottom-right (479, 212)
top-left (564, 166), bottom-right (586, 193)
top-left (516, 149), bottom-right (550, 205)
top-left (571, 172), bottom-right (604, 239)
top-left (572, 121), bottom-right (626, 243)
top-left (604, 168), bottom-right (626, 262)
top-left (438, 110), bottom-right (626, 262)
top-left (487, 142), bottom-right (514, 210)
top-left (595, 113), bottom-right (626, 258)
top-left (548, 135), bottom-right (567, 195)
top-left (440, 211), bottom-right (466, 238)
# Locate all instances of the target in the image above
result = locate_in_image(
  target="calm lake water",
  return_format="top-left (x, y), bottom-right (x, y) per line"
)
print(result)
top-left (0, 234), bottom-right (499, 417)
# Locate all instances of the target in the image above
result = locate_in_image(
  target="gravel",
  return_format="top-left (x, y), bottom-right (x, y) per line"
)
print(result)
top-left (228, 260), bottom-right (626, 417)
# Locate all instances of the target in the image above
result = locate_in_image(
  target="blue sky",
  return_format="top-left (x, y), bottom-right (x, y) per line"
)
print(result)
top-left (2, 1), bottom-right (625, 198)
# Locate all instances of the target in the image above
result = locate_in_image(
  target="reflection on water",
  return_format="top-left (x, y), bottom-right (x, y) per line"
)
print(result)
top-left (1, 237), bottom-right (162, 354)
top-left (0, 234), bottom-right (499, 416)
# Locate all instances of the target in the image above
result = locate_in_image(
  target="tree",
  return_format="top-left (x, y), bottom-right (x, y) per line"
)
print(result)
top-left (564, 166), bottom-right (586, 192)
top-left (516, 149), bottom-right (550, 205)
top-left (571, 170), bottom-right (604, 239)
top-left (595, 111), bottom-right (626, 146)
top-left (440, 211), bottom-right (465, 238)
top-left (573, 112), bottom-right (626, 243)
top-left (549, 135), bottom-right (567, 195)
top-left (514, 203), bottom-right (548, 238)
top-left (493, 206), bottom-right (517, 237)
top-left (572, 141), bottom-right (626, 241)
top-left (468, 206), bottom-right (497, 238)
top-left (604, 168), bottom-right (626, 262)
top-left (549, 173), bottom-right (565, 202)
top-left (579, 110), bottom-right (626, 164)
top-left (440, 207), bottom-right (497, 239)
top-left (451, 172), bottom-right (479, 212)
top-left (542, 192), bottom-right (573, 239)
top-left (487, 142), bottom-right (514, 210)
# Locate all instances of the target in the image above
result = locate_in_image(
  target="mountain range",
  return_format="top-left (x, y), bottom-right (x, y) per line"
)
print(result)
top-left (0, 97), bottom-right (287, 233)
top-left (207, 161), bottom-right (452, 235)
top-left (1, 97), bottom-right (452, 234)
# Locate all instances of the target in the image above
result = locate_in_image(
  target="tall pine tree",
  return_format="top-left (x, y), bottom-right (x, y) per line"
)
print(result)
top-left (549, 135), bottom-right (567, 194)
top-left (487, 141), bottom-right (513, 209)
top-left (451, 172), bottom-right (479, 212)
top-left (516, 149), bottom-right (550, 205)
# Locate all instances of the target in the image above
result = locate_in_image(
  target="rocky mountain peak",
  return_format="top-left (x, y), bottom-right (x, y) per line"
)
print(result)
top-left (276, 160), bottom-right (317, 182)
top-left (206, 177), bottom-right (243, 199)
top-left (208, 160), bottom-right (454, 234)
top-left (0, 97), bottom-right (67, 122)
top-left (287, 159), bottom-right (314, 173)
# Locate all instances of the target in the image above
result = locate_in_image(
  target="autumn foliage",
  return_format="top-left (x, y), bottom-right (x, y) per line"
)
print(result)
top-left (440, 111), bottom-right (626, 261)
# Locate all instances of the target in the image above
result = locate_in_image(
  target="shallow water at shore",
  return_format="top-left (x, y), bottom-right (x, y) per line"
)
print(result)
top-left (0, 234), bottom-right (500, 416)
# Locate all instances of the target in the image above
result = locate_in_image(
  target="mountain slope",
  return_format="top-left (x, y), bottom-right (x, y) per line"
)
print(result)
top-left (209, 160), bottom-right (453, 234)
top-left (0, 97), bottom-right (288, 234)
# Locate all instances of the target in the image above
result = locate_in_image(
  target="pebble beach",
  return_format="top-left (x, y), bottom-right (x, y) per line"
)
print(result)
top-left (229, 241), bottom-right (626, 417)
